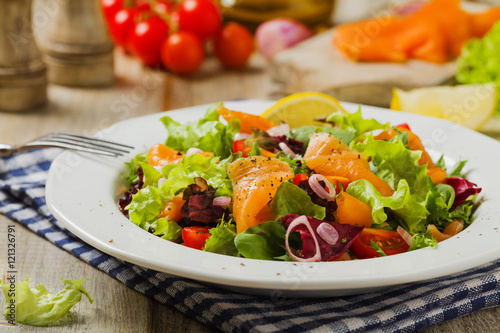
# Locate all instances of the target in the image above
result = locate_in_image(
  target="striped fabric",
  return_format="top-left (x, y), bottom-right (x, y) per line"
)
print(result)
top-left (1, 149), bottom-right (500, 332)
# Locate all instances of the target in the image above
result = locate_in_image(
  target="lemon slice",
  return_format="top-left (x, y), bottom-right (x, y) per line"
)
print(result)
top-left (261, 92), bottom-right (347, 128)
top-left (391, 84), bottom-right (497, 130)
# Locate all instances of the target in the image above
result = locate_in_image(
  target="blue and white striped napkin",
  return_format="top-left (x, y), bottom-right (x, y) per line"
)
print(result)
top-left (1, 149), bottom-right (500, 332)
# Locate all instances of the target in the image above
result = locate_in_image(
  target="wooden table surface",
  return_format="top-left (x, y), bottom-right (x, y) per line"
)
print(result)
top-left (1, 50), bottom-right (500, 333)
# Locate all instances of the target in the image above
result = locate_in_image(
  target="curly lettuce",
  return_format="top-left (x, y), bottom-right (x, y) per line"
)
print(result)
top-left (1, 278), bottom-right (93, 326)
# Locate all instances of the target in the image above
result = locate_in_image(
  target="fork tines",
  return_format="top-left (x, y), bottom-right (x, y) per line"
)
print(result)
top-left (35, 132), bottom-right (134, 157)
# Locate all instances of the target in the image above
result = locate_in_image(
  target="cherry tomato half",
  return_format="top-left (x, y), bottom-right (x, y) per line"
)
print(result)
top-left (214, 22), bottom-right (254, 69)
top-left (182, 226), bottom-right (211, 250)
top-left (178, 0), bottom-right (222, 40)
top-left (293, 174), bottom-right (308, 186)
top-left (395, 123), bottom-right (411, 131)
top-left (349, 228), bottom-right (410, 259)
top-left (128, 16), bottom-right (170, 67)
top-left (233, 140), bottom-right (248, 157)
top-left (160, 31), bottom-right (205, 75)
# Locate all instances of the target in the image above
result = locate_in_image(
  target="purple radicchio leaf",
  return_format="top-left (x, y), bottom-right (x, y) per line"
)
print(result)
top-left (281, 214), bottom-right (363, 262)
top-left (181, 177), bottom-right (227, 223)
top-left (447, 177), bottom-right (482, 207)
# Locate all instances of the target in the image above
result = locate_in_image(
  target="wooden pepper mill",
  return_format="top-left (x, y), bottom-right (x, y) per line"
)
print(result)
top-left (0, 0), bottom-right (47, 112)
top-left (41, 0), bottom-right (114, 87)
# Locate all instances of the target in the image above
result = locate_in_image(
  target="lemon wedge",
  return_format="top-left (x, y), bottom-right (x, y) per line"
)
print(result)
top-left (391, 84), bottom-right (497, 130)
top-left (261, 92), bottom-right (347, 128)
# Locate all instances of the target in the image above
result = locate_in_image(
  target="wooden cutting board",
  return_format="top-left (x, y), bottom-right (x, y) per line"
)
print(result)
top-left (270, 29), bottom-right (457, 107)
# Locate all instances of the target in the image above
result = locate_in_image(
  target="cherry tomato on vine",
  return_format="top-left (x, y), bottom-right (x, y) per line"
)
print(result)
top-left (214, 22), bottom-right (254, 69)
top-left (177, 0), bottom-right (222, 40)
top-left (128, 16), bottom-right (170, 67)
top-left (108, 7), bottom-right (138, 50)
top-left (160, 31), bottom-right (205, 75)
top-left (349, 228), bottom-right (410, 259)
top-left (182, 226), bottom-right (211, 250)
top-left (100, 0), bottom-right (123, 23)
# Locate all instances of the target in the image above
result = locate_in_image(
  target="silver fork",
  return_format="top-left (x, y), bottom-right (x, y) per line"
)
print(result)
top-left (0, 132), bottom-right (134, 157)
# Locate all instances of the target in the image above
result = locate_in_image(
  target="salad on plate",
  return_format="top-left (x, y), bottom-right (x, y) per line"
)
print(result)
top-left (117, 99), bottom-right (482, 262)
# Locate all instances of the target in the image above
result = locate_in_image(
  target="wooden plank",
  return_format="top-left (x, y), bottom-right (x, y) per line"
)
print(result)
top-left (270, 29), bottom-right (456, 107)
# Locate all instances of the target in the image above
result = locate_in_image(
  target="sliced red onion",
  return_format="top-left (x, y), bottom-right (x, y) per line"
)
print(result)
top-left (278, 142), bottom-right (300, 159)
top-left (158, 177), bottom-right (167, 187)
top-left (186, 147), bottom-right (204, 156)
top-left (267, 123), bottom-right (290, 136)
top-left (308, 174), bottom-right (336, 201)
top-left (317, 222), bottom-right (339, 245)
top-left (213, 196), bottom-right (231, 206)
top-left (234, 133), bottom-right (250, 141)
top-left (285, 215), bottom-right (321, 262)
top-left (397, 226), bottom-right (413, 247)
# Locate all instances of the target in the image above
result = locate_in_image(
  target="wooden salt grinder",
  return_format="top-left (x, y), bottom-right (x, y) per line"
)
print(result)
top-left (0, 0), bottom-right (47, 112)
top-left (42, 0), bottom-right (114, 87)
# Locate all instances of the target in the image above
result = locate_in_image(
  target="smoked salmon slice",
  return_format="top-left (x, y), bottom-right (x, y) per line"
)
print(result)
top-left (304, 132), bottom-right (394, 197)
top-left (228, 156), bottom-right (293, 234)
top-left (332, 0), bottom-right (500, 63)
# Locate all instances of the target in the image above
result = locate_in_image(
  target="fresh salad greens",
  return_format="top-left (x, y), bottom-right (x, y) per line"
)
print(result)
top-left (457, 21), bottom-right (500, 115)
top-left (1, 278), bottom-right (93, 326)
top-left (118, 104), bottom-right (482, 262)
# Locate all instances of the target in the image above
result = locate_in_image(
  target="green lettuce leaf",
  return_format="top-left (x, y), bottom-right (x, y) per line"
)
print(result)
top-left (425, 179), bottom-right (455, 227)
top-left (450, 201), bottom-right (475, 226)
top-left (269, 181), bottom-right (325, 220)
top-left (408, 230), bottom-right (438, 251)
top-left (275, 152), bottom-right (310, 175)
top-left (140, 163), bottom-right (162, 187)
top-left (354, 136), bottom-right (429, 201)
top-left (125, 153), bottom-right (147, 184)
top-left (160, 104), bottom-right (239, 158)
top-left (234, 221), bottom-right (288, 260)
top-left (125, 187), bottom-right (163, 228)
top-left (325, 108), bottom-right (389, 138)
top-left (456, 22), bottom-right (500, 115)
top-left (1, 278), bottom-right (93, 326)
top-left (126, 154), bottom-right (233, 227)
top-left (287, 126), bottom-right (354, 147)
top-left (346, 179), bottom-right (429, 231)
top-left (203, 223), bottom-right (239, 256)
top-left (151, 218), bottom-right (182, 241)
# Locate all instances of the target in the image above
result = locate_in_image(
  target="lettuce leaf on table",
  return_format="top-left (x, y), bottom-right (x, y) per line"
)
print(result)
top-left (1, 278), bottom-right (93, 326)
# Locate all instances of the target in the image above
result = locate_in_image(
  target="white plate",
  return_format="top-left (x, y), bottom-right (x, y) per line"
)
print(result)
top-left (46, 100), bottom-right (500, 297)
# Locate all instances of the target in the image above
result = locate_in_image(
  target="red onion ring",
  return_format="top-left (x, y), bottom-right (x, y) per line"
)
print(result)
top-left (285, 215), bottom-right (322, 262)
top-left (234, 133), bottom-right (250, 141)
top-left (397, 226), bottom-right (413, 247)
top-left (308, 174), bottom-right (336, 201)
top-left (213, 196), bottom-right (231, 206)
top-left (317, 222), bottom-right (339, 245)
top-left (278, 142), bottom-right (300, 158)
top-left (186, 148), bottom-right (203, 156)
top-left (267, 123), bottom-right (290, 136)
